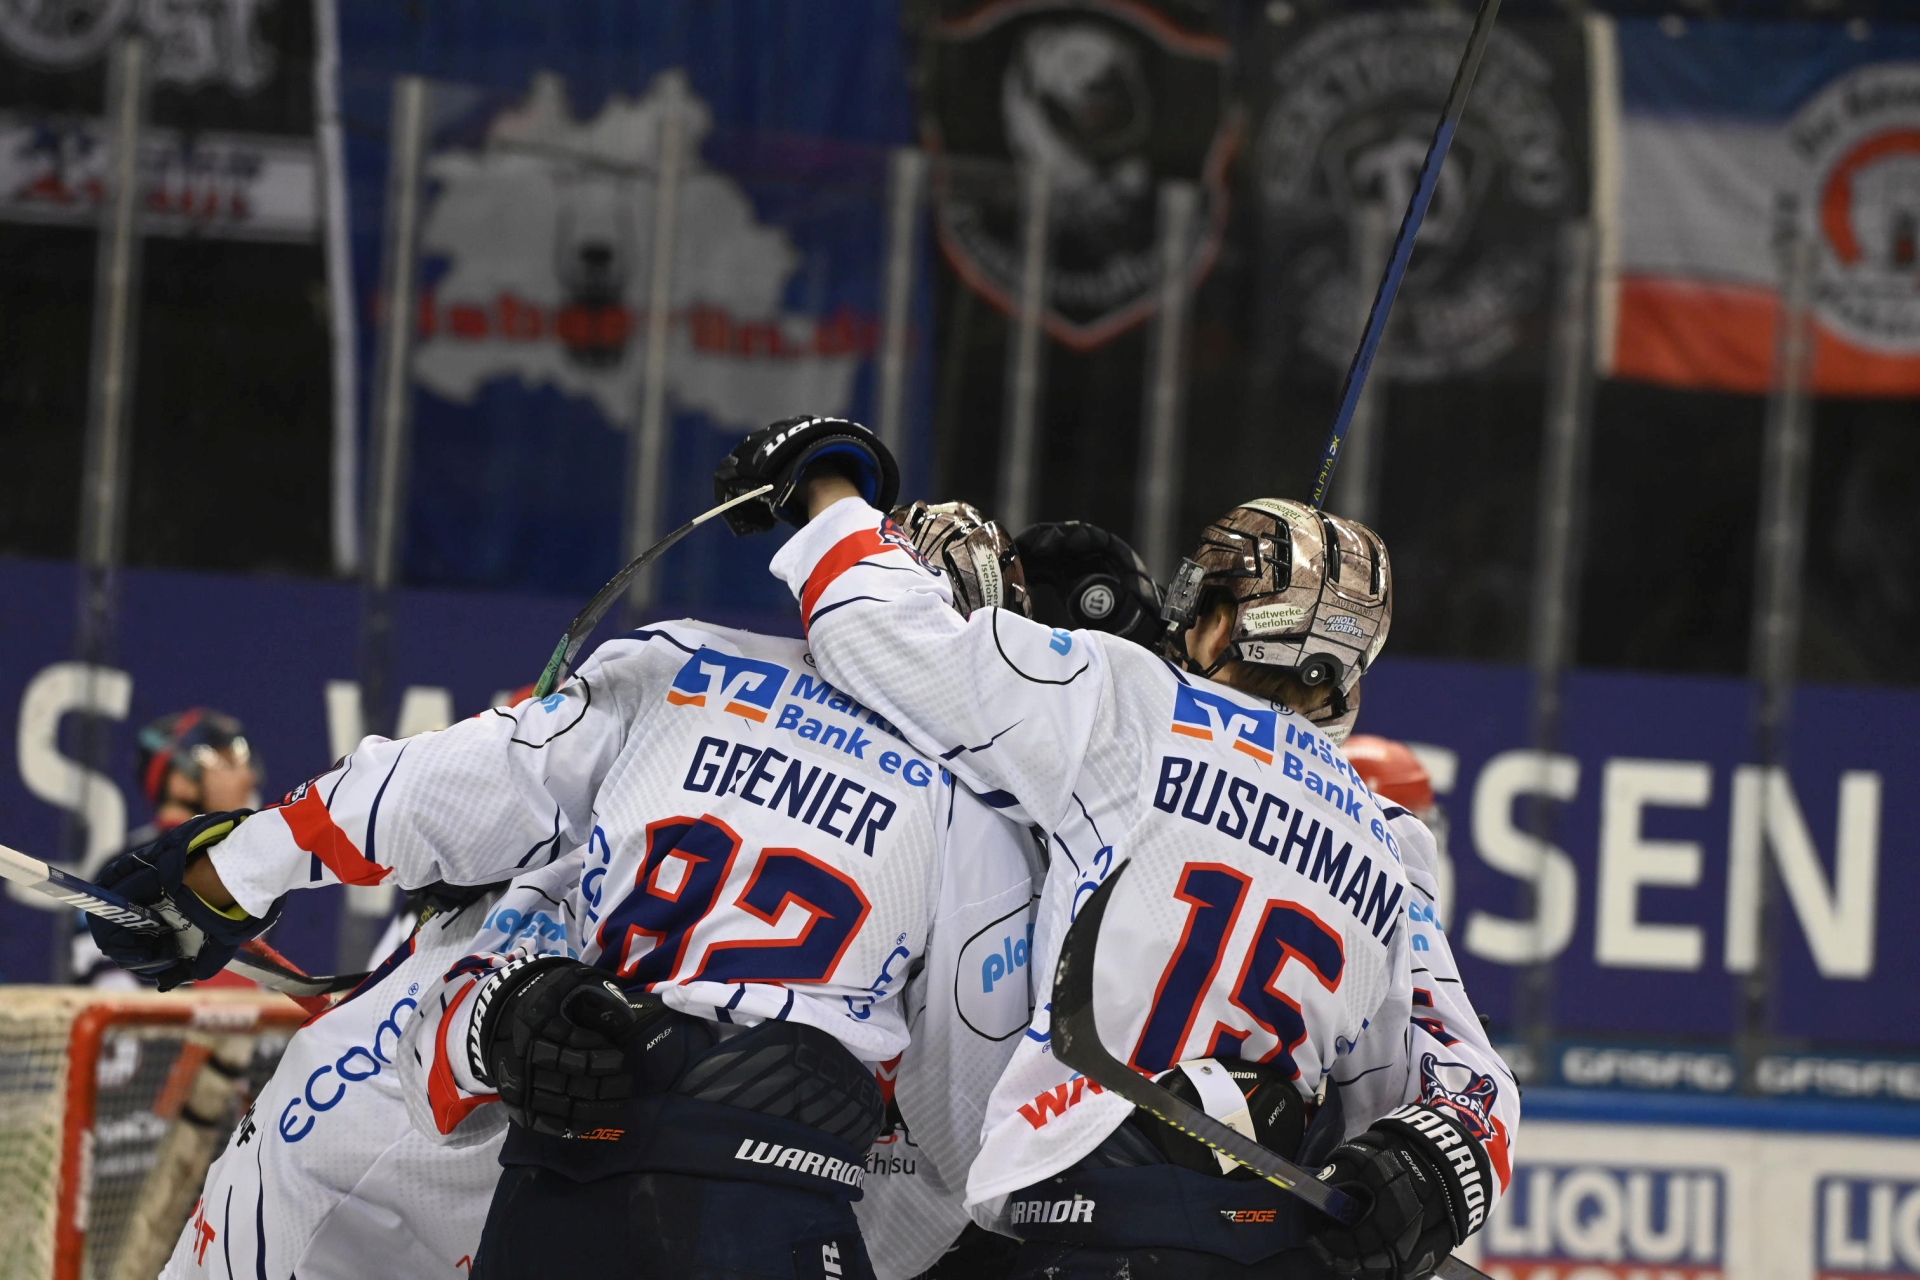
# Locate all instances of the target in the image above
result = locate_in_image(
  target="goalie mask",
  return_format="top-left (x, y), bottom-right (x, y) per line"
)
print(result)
top-left (1162, 498), bottom-right (1391, 743)
top-left (889, 501), bottom-right (1033, 619)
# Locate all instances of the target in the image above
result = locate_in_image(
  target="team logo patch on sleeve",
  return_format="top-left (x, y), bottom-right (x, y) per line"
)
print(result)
top-left (1170, 685), bottom-right (1277, 765)
top-left (1418, 1051), bottom-right (1498, 1142)
top-left (666, 649), bottom-right (789, 722)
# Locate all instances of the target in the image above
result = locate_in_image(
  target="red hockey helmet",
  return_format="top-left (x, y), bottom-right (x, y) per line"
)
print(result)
top-left (1343, 735), bottom-right (1433, 812)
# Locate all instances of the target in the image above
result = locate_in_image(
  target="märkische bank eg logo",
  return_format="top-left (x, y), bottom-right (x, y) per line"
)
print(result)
top-left (1170, 685), bottom-right (1277, 765)
top-left (667, 649), bottom-right (788, 723)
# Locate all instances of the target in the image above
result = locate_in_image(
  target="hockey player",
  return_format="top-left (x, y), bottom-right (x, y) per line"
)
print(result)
top-left (89, 490), bottom-right (1042, 1280)
top-left (161, 856), bottom-right (581, 1278)
top-left (716, 418), bottom-right (1518, 1280)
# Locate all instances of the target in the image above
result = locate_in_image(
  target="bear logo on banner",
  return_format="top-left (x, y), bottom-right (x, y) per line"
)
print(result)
top-left (413, 70), bottom-right (872, 431)
top-left (920, 0), bottom-right (1232, 350)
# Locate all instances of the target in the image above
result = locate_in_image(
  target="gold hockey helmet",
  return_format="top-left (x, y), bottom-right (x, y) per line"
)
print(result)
top-left (1162, 498), bottom-right (1391, 737)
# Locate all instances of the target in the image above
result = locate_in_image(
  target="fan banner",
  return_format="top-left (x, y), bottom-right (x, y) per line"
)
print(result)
top-left (332, 1), bottom-right (929, 600)
top-left (919, 0), bottom-right (1233, 351)
top-left (0, 0), bottom-right (320, 242)
top-left (1246, 8), bottom-right (1590, 383)
top-left (1597, 17), bottom-right (1920, 396)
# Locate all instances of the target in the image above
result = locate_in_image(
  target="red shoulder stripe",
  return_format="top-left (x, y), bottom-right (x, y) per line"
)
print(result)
top-left (800, 525), bottom-right (897, 627)
top-left (280, 786), bottom-right (390, 886)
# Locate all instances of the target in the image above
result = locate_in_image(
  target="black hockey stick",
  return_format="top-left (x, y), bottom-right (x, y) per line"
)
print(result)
top-left (531, 484), bottom-right (775, 698)
top-left (1309, 0), bottom-right (1505, 510)
top-left (1050, 862), bottom-right (1492, 1280)
top-left (0, 840), bottom-right (364, 1010)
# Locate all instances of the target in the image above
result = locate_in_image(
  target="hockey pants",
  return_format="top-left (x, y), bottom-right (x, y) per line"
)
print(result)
top-left (473, 1166), bottom-right (876, 1279)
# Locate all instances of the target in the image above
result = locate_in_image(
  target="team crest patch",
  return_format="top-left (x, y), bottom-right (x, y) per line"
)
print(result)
top-left (1418, 1051), bottom-right (1498, 1142)
top-left (665, 648), bottom-right (788, 722)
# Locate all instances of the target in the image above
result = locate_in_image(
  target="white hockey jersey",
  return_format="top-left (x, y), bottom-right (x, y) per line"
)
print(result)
top-left (771, 499), bottom-right (1519, 1227)
top-left (397, 813), bottom-right (1040, 1280)
top-left (207, 621), bottom-right (1031, 1069)
top-left (161, 854), bottom-right (581, 1280)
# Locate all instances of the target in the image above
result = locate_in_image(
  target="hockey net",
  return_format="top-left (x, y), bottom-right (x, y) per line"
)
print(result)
top-left (0, 987), bottom-right (304, 1280)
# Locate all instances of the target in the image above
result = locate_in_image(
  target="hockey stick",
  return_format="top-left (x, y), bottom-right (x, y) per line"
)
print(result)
top-left (531, 484), bottom-right (776, 698)
top-left (1050, 862), bottom-right (1492, 1280)
top-left (0, 841), bottom-right (362, 1010)
top-left (1308, 0), bottom-right (1506, 510)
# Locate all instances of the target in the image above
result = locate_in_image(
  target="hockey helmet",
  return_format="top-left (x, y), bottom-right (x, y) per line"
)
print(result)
top-left (136, 708), bottom-right (254, 808)
top-left (888, 501), bottom-right (1033, 619)
top-left (1162, 498), bottom-right (1391, 736)
top-left (1343, 735), bottom-right (1433, 812)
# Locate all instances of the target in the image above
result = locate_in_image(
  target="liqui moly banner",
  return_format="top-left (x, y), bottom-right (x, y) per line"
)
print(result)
top-left (1596, 17), bottom-right (1920, 395)
top-left (332, 1), bottom-right (929, 601)
top-left (1467, 1105), bottom-right (1920, 1280)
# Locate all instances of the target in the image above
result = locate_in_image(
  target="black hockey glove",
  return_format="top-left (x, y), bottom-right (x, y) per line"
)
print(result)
top-left (1307, 1104), bottom-right (1493, 1280)
top-left (714, 415), bottom-right (900, 534)
top-left (1014, 521), bottom-right (1164, 649)
top-left (469, 955), bottom-right (663, 1137)
top-left (87, 810), bottom-right (282, 991)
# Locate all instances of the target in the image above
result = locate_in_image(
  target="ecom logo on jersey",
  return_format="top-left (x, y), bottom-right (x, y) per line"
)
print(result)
top-left (1818, 1177), bottom-right (1920, 1276)
top-left (1482, 1164), bottom-right (1723, 1279)
top-left (1169, 685), bottom-right (1276, 765)
top-left (667, 649), bottom-right (788, 723)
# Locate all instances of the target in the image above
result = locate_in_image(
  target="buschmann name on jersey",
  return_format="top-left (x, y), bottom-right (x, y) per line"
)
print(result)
top-left (1482, 1164), bottom-right (1724, 1278)
top-left (1009, 1194), bottom-right (1096, 1226)
top-left (1818, 1177), bottom-right (1920, 1277)
top-left (669, 648), bottom-right (787, 722)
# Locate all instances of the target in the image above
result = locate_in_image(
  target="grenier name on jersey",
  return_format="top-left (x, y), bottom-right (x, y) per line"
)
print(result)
top-left (668, 647), bottom-right (944, 859)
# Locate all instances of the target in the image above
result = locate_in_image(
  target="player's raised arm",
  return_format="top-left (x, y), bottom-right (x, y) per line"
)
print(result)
top-left (86, 650), bottom-right (640, 988)
top-left (716, 416), bottom-right (1124, 833)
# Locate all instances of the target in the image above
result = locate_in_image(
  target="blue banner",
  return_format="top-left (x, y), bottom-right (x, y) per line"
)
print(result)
top-left (334, 0), bottom-right (929, 600)
top-left (0, 561), bottom-right (1913, 1057)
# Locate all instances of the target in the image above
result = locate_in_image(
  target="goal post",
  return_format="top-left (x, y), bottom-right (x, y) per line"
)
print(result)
top-left (0, 987), bottom-right (306, 1280)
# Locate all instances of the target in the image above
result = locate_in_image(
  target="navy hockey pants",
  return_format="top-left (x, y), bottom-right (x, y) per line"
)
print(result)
top-left (1007, 1241), bottom-right (1337, 1279)
top-left (472, 1167), bottom-right (876, 1280)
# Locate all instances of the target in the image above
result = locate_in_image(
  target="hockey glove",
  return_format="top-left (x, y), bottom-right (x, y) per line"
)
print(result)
top-left (1014, 521), bottom-right (1165, 649)
top-left (87, 810), bottom-right (283, 991)
top-left (1306, 1104), bottom-right (1493, 1280)
top-left (714, 415), bottom-right (900, 534)
top-left (469, 955), bottom-right (661, 1137)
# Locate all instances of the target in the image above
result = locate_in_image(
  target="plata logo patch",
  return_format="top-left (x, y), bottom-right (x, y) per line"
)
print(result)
top-left (666, 648), bottom-right (788, 723)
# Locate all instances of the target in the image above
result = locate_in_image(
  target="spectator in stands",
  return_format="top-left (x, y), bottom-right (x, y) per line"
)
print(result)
top-left (73, 709), bottom-right (260, 987)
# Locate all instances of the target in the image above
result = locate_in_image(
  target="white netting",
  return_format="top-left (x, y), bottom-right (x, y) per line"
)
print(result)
top-left (0, 988), bottom-right (299, 1280)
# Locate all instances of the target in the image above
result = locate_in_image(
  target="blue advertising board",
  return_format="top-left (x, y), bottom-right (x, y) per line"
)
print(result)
top-left (0, 560), bottom-right (1913, 1061)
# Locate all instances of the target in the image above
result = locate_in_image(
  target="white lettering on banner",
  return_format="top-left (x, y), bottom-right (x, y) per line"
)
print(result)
top-left (14, 663), bottom-right (131, 906)
top-left (1560, 1046), bottom-right (1737, 1093)
top-left (1487, 1165), bottom-right (1722, 1269)
top-left (1819, 1178), bottom-right (1920, 1275)
top-left (324, 680), bottom-right (456, 759)
top-left (1465, 750), bottom-right (1580, 965)
top-left (1596, 760), bottom-right (1712, 970)
top-left (1725, 767), bottom-right (1880, 979)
